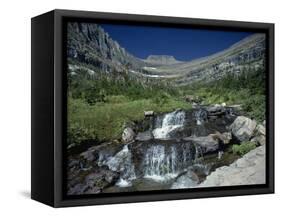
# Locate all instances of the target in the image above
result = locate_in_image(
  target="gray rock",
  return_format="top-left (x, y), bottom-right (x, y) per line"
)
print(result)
top-left (122, 127), bottom-right (136, 143)
top-left (171, 170), bottom-right (199, 189)
top-left (230, 116), bottom-right (257, 141)
top-left (136, 131), bottom-right (153, 141)
top-left (67, 166), bottom-right (119, 195)
top-left (199, 145), bottom-right (265, 187)
top-left (183, 135), bottom-right (219, 153)
top-left (256, 124), bottom-right (266, 136)
top-left (222, 132), bottom-right (232, 144)
top-left (144, 111), bottom-right (154, 117)
top-left (251, 135), bottom-right (266, 146)
top-left (251, 123), bottom-right (266, 146)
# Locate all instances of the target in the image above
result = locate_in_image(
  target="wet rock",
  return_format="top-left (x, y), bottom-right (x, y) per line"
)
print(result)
top-left (80, 147), bottom-right (99, 162)
top-left (122, 127), bottom-right (136, 143)
top-left (230, 116), bottom-right (257, 141)
top-left (103, 145), bottom-right (136, 182)
top-left (80, 141), bottom-right (124, 163)
top-left (206, 104), bottom-right (226, 116)
top-left (171, 170), bottom-right (199, 189)
top-left (183, 135), bottom-right (219, 153)
top-left (136, 131), bottom-right (153, 141)
top-left (67, 166), bottom-right (119, 195)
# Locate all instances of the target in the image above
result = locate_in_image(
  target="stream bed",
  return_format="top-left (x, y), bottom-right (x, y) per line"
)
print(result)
top-left (67, 105), bottom-right (242, 195)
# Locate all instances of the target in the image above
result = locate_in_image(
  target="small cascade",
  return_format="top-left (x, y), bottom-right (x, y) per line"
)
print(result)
top-left (153, 110), bottom-right (186, 139)
top-left (194, 108), bottom-right (208, 125)
top-left (143, 143), bottom-right (193, 181)
top-left (103, 145), bottom-right (136, 187)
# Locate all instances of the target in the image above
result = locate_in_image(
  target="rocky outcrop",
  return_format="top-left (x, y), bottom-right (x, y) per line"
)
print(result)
top-left (230, 116), bottom-right (257, 141)
top-left (67, 22), bottom-right (144, 74)
top-left (122, 127), bottom-right (136, 143)
top-left (199, 145), bottom-right (265, 187)
top-left (68, 165), bottom-right (119, 195)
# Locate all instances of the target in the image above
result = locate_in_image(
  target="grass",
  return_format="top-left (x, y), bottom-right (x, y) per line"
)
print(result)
top-left (68, 95), bottom-right (191, 146)
top-left (232, 141), bottom-right (257, 156)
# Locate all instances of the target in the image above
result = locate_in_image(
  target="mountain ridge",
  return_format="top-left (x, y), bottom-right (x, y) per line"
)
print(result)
top-left (67, 22), bottom-right (265, 86)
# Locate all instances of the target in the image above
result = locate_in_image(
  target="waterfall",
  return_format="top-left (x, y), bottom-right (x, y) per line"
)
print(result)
top-left (194, 109), bottom-right (208, 125)
top-left (143, 143), bottom-right (193, 181)
top-left (153, 110), bottom-right (186, 139)
top-left (103, 145), bottom-right (136, 187)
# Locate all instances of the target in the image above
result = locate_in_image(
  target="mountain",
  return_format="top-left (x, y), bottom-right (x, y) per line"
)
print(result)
top-left (144, 55), bottom-right (182, 65)
top-left (67, 22), bottom-right (145, 73)
top-left (141, 34), bottom-right (266, 85)
top-left (67, 22), bottom-right (266, 86)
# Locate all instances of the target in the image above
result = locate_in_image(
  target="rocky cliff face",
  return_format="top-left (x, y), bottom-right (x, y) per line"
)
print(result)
top-left (67, 22), bottom-right (145, 73)
top-left (144, 55), bottom-right (182, 65)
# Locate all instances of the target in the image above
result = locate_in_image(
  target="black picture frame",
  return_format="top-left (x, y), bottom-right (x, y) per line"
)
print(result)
top-left (31, 9), bottom-right (274, 208)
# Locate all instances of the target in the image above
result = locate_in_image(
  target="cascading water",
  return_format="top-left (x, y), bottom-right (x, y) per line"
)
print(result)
top-left (153, 110), bottom-right (186, 139)
top-left (103, 145), bottom-right (136, 187)
top-left (194, 108), bottom-right (208, 125)
top-left (143, 143), bottom-right (193, 181)
top-left (68, 105), bottom-right (241, 194)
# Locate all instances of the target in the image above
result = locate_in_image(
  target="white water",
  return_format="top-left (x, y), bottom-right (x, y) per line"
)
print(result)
top-left (153, 110), bottom-right (186, 139)
top-left (143, 145), bottom-right (179, 181)
top-left (194, 109), bottom-right (207, 126)
top-left (116, 178), bottom-right (132, 187)
top-left (142, 143), bottom-right (193, 182)
top-left (104, 145), bottom-right (136, 187)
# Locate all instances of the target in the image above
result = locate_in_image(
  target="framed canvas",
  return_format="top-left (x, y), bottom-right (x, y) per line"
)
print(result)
top-left (31, 9), bottom-right (274, 207)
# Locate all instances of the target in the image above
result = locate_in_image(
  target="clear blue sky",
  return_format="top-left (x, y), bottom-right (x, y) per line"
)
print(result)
top-left (101, 24), bottom-right (253, 61)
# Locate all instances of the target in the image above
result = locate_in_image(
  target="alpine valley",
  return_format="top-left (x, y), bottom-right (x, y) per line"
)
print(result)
top-left (66, 22), bottom-right (266, 195)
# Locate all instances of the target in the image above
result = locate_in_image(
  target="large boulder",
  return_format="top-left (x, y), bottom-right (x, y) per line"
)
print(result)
top-left (251, 124), bottom-right (266, 146)
top-left (122, 127), bottom-right (136, 143)
top-left (230, 116), bottom-right (257, 141)
top-left (183, 135), bottom-right (219, 154)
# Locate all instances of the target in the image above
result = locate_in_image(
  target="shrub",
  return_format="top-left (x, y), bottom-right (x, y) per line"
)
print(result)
top-left (232, 141), bottom-right (256, 156)
top-left (67, 122), bottom-right (96, 148)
